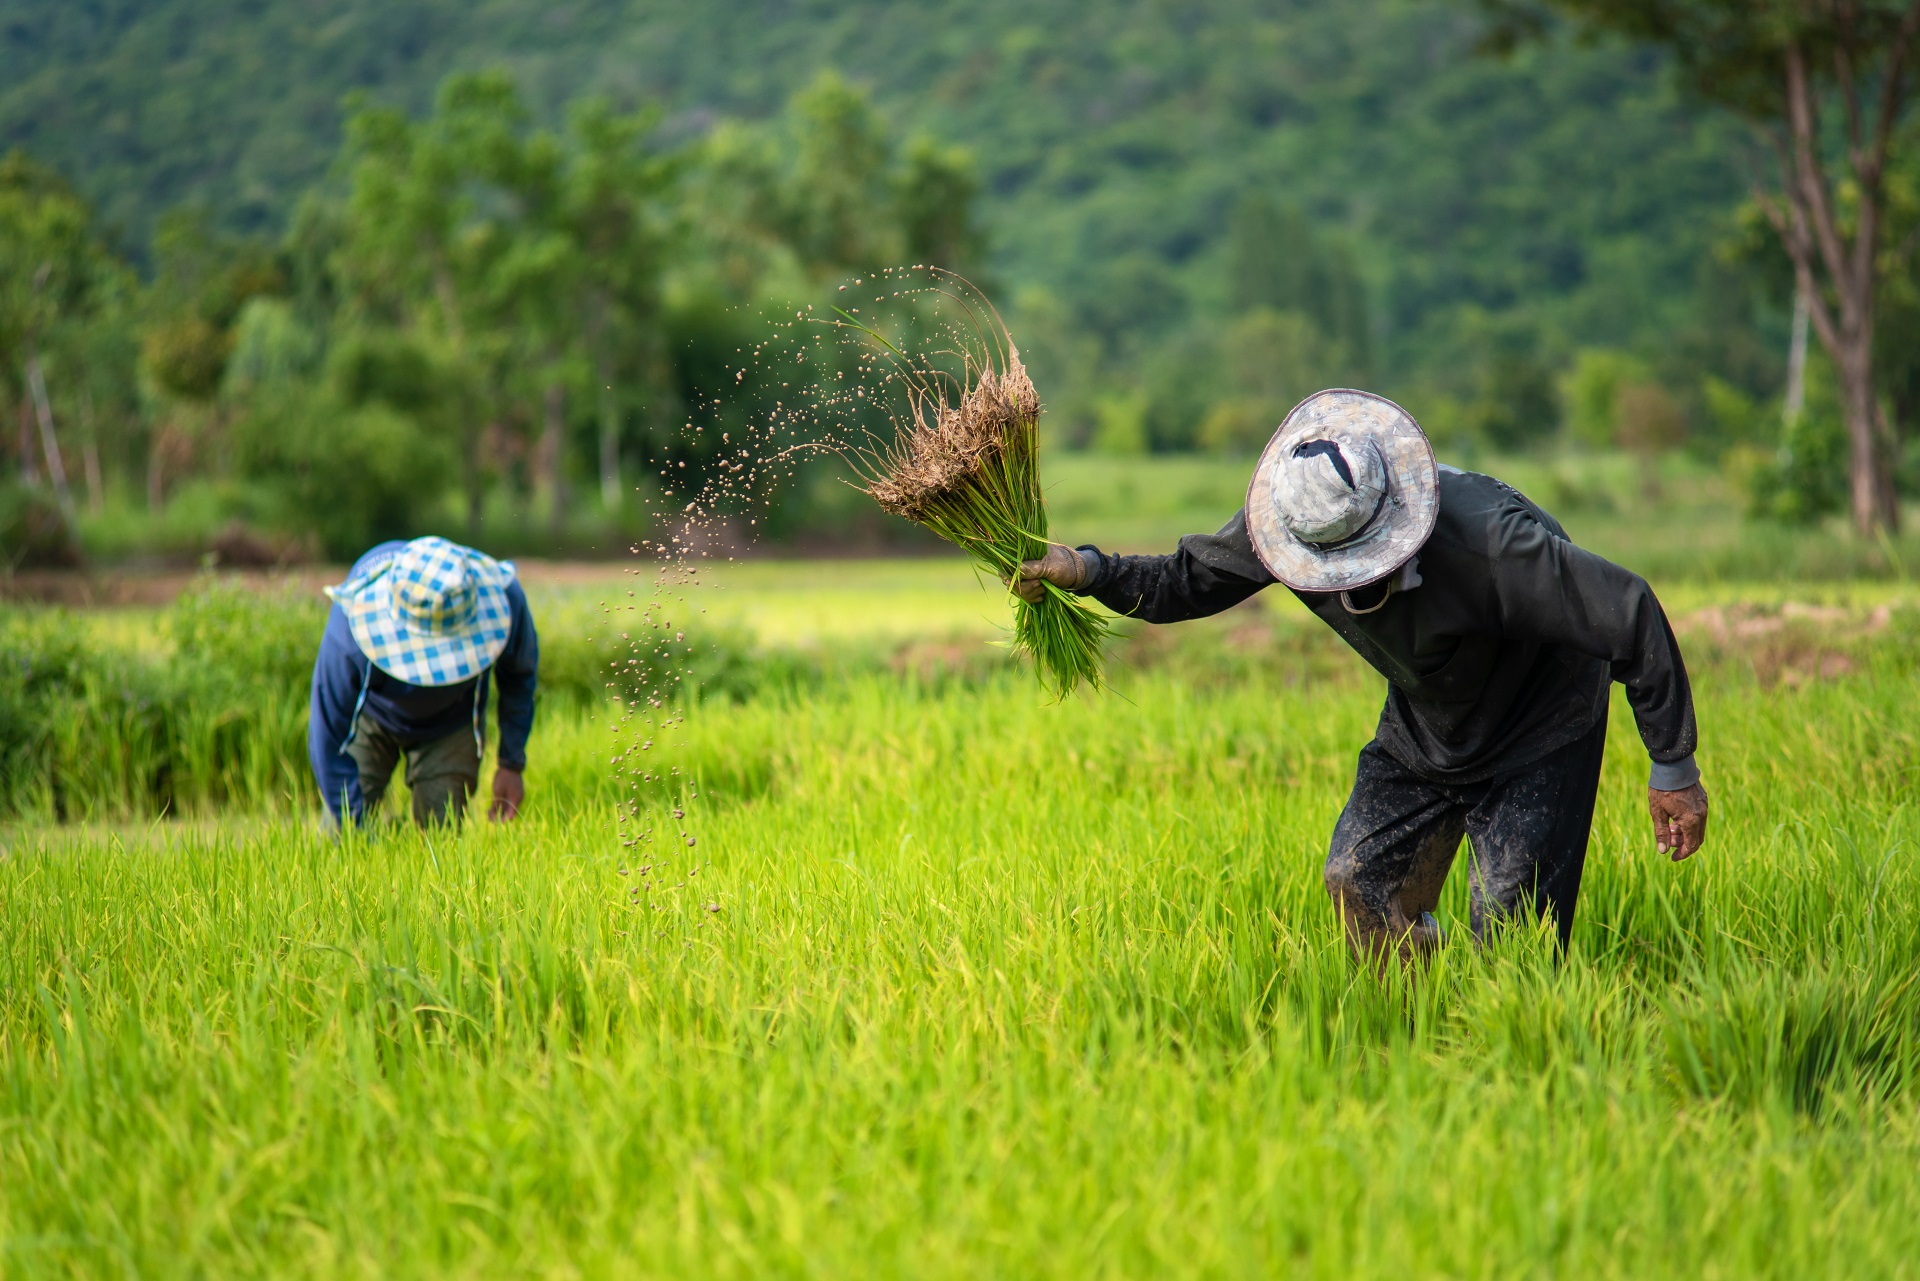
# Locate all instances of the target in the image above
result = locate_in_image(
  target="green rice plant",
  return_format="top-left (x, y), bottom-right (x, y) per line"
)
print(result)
top-left (841, 275), bottom-right (1109, 697)
top-left (7, 662), bottom-right (1920, 1277)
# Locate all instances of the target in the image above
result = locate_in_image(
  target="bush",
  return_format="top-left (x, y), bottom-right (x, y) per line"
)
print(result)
top-left (0, 480), bottom-right (80, 569)
top-left (231, 389), bottom-right (454, 558)
top-left (1732, 409), bottom-right (1848, 524)
top-left (0, 583), bottom-right (832, 820)
top-left (170, 576), bottom-right (328, 691)
top-left (0, 584), bottom-right (324, 820)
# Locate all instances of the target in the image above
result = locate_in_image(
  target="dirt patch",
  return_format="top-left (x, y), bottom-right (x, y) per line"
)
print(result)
top-left (1674, 601), bottom-right (1897, 686)
top-left (0, 565), bottom-right (343, 607)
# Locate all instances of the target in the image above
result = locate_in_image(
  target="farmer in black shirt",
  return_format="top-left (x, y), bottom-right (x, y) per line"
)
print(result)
top-left (1018, 389), bottom-right (1709, 959)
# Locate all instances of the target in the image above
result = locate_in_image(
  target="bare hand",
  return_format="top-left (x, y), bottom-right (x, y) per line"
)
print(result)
top-left (489, 767), bottom-right (525, 821)
top-left (1013, 543), bottom-right (1089, 604)
top-left (1648, 780), bottom-right (1708, 861)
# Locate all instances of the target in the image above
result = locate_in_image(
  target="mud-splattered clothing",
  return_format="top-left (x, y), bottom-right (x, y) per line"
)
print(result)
top-left (1072, 467), bottom-right (1696, 789)
top-left (1326, 710), bottom-right (1609, 953)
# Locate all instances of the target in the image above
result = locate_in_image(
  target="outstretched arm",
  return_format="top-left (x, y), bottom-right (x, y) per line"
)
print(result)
top-left (307, 608), bottom-right (368, 826)
top-left (489, 582), bottom-right (540, 821)
top-left (1017, 508), bottom-right (1276, 623)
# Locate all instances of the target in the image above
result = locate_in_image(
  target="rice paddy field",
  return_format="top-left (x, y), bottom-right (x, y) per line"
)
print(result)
top-left (6, 456), bottom-right (1920, 1277)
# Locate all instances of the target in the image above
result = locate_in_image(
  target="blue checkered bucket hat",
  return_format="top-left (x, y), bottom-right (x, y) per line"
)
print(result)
top-left (325, 537), bottom-right (517, 687)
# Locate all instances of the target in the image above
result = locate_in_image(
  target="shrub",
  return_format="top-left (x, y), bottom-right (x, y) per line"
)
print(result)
top-left (231, 389), bottom-right (454, 558)
top-left (0, 480), bottom-right (80, 569)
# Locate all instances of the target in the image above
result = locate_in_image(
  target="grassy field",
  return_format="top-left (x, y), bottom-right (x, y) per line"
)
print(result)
top-left (5, 658), bottom-right (1920, 1275)
top-left (5, 451), bottom-right (1920, 1275)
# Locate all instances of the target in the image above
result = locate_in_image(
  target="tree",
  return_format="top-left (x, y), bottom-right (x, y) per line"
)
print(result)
top-left (1480, 0), bottom-right (1920, 534)
top-left (339, 73), bottom-right (532, 528)
top-left (896, 137), bottom-right (985, 274)
top-left (1225, 193), bottom-right (1372, 381)
top-left (554, 100), bottom-right (676, 513)
top-left (139, 209), bottom-right (284, 508)
top-left (785, 73), bottom-right (899, 276)
top-left (0, 151), bottom-right (127, 526)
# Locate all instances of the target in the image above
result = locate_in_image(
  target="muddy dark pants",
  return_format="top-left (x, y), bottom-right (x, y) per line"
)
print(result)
top-left (1324, 709), bottom-right (1608, 959)
top-left (342, 713), bottom-right (480, 827)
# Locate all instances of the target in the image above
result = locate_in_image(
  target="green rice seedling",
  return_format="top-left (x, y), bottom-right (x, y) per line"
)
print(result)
top-left (7, 657), bottom-right (1920, 1277)
top-left (840, 274), bottom-right (1109, 697)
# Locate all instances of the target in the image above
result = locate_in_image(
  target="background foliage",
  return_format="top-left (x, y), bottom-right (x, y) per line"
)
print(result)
top-left (1, 0), bottom-right (1915, 563)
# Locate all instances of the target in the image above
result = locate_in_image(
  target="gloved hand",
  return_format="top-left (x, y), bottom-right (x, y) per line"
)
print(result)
top-left (1013, 543), bottom-right (1090, 603)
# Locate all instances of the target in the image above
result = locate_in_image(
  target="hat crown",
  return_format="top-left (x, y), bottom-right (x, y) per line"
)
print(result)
top-left (389, 537), bottom-right (477, 637)
top-left (1274, 433), bottom-right (1388, 546)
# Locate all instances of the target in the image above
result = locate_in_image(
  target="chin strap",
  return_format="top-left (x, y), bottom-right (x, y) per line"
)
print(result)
top-left (472, 669), bottom-right (489, 761)
top-left (1340, 555), bottom-right (1423, 616)
top-left (337, 659), bottom-right (376, 754)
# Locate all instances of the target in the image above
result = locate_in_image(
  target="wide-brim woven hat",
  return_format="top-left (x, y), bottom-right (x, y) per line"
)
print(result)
top-left (1246, 389), bottom-right (1438, 593)
top-left (325, 536), bottom-right (516, 687)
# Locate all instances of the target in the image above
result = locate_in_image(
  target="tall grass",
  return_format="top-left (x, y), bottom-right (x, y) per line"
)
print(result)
top-left (3, 655), bottom-right (1919, 1275)
top-left (0, 580), bottom-right (834, 821)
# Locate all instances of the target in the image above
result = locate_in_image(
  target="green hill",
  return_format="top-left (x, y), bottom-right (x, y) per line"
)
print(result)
top-left (1, 0), bottom-right (1773, 399)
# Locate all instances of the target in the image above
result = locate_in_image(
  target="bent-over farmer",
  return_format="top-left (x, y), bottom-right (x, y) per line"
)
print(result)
top-left (1019, 390), bottom-right (1708, 959)
top-left (309, 536), bottom-right (539, 828)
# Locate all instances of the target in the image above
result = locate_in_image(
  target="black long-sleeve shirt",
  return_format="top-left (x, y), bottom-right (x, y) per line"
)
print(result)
top-left (1077, 467), bottom-right (1698, 787)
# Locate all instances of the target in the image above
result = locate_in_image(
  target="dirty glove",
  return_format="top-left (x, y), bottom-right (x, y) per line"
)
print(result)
top-left (1013, 543), bottom-right (1090, 603)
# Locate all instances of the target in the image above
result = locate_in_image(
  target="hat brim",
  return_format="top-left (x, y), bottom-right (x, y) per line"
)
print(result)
top-left (327, 555), bottom-right (516, 688)
top-left (1246, 389), bottom-right (1438, 593)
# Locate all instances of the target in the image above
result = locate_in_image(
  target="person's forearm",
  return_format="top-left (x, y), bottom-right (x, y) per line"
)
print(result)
top-left (1079, 511), bottom-right (1272, 622)
top-left (307, 633), bottom-right (365, 824)
top-left (494, 586), bottom-right (540, 770)
top-left (308, 726), bottom-right (361, 823)
top-left (495, 684), bottom-right (535, 770)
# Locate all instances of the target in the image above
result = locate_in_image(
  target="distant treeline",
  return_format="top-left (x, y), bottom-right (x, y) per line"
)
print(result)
top-left (6, 0), bottom-right (1920, 564)
top-left (1, 71), bottom-right (1003, 564)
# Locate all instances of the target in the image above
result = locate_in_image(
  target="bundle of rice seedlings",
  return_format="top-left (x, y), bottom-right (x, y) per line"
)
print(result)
top-left (845, 285), bottom-right (1108, 696)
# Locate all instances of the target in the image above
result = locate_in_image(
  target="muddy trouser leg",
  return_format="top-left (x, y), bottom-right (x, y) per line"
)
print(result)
top-left (342, 713), bottom-right (403, 820)
top-left (1325, 741), bottom-right (1473, 963)
top-left (403, 726), bottom-right (481, 828)
top-left (1462, 708), bottom-right (1609, 952)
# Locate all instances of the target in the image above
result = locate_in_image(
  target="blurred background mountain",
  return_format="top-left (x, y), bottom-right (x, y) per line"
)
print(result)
top-left (1, 0), bottom-right (1910, 568)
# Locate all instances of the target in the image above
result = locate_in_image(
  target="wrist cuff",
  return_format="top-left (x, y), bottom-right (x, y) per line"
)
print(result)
top-left (1073, 546), bottom-right (1107, 594)
top-left (1649, 754), bottom-right (1699, 792)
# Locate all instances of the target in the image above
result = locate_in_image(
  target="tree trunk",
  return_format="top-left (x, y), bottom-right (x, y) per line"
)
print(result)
top-left (597, 356), bottom-right (621, 511)
top-left (79, 389), bottom-right (103, 514)
top-left (17, 396), bottom-right (39, 487)
top-left (83, 442), bottom-right (103, 514)
top-left (26, 353), bottom-right (76, 520)
top-left (146, 430), bottom-right (165, 511)
top-left (1830, 310), bottom-right (1898, 535)
top-left (465, 450), bottom-right (485, 534)
top-left (541, 382), bottom-right (568, 533)
top-left (1784, 285), bottom-right (1808, 425)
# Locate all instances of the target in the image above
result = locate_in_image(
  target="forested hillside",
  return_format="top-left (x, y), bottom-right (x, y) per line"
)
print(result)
top-left (2, 1), bottom-right (1769, 382)
top-left (3, 0), bottom-right (1844, 564)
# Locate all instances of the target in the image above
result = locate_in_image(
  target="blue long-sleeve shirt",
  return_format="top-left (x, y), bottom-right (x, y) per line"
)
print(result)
top-left (307, 541), bottom-right (540, 823)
